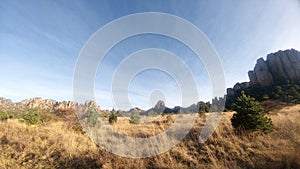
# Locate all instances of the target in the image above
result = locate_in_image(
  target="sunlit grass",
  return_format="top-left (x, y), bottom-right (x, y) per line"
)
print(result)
top-left (0, 105), bottom-right (299, 168)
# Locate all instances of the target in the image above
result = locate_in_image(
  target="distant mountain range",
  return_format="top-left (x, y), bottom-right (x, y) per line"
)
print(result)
top-left (0, 97), bottom-right (105, 114)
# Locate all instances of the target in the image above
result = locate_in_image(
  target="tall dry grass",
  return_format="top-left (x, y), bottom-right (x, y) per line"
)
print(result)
top-left (0, 105), bottom-right (299, 168)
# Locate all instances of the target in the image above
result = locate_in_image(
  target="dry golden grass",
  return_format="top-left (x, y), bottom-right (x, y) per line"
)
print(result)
top-left (0, 105), bottom-right (299, 168)
top-left (111, 115), bottom-right (176, 137)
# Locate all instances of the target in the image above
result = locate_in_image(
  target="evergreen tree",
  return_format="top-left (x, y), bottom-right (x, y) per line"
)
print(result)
top-left (109, 109), bottom-right (118, 124)
top-left (231, 91), bottom-right (274, 134)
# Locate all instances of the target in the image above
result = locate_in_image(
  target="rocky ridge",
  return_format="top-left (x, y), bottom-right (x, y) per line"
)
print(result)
top-left (227, 49), bottom-right (300, 95)
top-left (0, 97), bottom-right (100, 113)
top-left (249, 49), bottom-right (300, 87)
top-left (226, 49), bottom-right (300, 108)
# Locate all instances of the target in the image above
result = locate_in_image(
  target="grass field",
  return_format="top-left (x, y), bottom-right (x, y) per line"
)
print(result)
top-left (0, 105), bottom-right (299, 168)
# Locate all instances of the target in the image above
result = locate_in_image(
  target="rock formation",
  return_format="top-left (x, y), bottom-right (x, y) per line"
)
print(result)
top-left (0, 97), bottom-right (101, 113)
top-left (154, 100), bottom-right (165, 111)
top-left (249, 49), bottom-right (300, 87)
top-left (227, 49), bottom-right (300, 97)
top-left (0, 97), bottom-right (16, 111)
top-left (18, 98), bottom-right (57, 110)
top-left (226, 49), bottom-right (300, 108)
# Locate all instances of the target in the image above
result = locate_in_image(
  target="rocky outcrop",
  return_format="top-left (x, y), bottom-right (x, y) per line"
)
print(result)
top-left (128, 107), bottom-right (143, 113)
top-left (0, 97), bottom-right (101, 113)
top-left (18, 98), bottom-right (57, 110)
top-left (249, 49), bottom-right (300, 87)
top-left (0, 97), bottom-right (16, 111)
top-left (154, 100), bottom-right (165, 110)
top-left (251, 58), bottom-right (274, 87)
top-left (225, 49), bottom-right (300, 109)
top-left (140, 100), bottom-right (212, 115)
top-left (54, 101), bottom-right (76, 111)
top-left (227, 49), bottom-right (300, 97)
top-left (226, 82), bottom-right (250, 98)
top-left (233, 82), bottom-right (250, 91)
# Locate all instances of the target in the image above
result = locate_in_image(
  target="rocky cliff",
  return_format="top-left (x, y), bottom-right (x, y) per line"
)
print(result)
top-left (227, 49), bottom-right (300, 96)
top-left (226, 49), bottom-right (300, 108)
top-left (248, 49), bottom-right (300, 87)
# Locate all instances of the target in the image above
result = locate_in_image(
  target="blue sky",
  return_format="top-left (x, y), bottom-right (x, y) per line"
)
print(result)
top-left (1, 0), bottom-right (300, 110)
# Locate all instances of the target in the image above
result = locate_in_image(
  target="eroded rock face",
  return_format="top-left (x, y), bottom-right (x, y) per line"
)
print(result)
top-left (248, 71), bottom-right (258, 86)
top-left (248, 49), bottom-right (300, 87)
top-left (253, 58), bottom-right (274, 87)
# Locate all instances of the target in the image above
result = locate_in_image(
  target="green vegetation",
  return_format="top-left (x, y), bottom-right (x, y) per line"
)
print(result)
top-left (108, 110), bottom-right (118, 124)
top-left (226, 81), bottom-right (300, 110)
top-left (0, 110), bottom-right (14, 121)
top-left (0, 108), bottom-right (59, 125)
top-left (21, 109), bottom-right (42, 125)
top-left (231, 91), bottom-right (274, 134)
top-left (198, 102), bottom-right (209, 115)
top-left (1, 104), bottom-right (299, 168)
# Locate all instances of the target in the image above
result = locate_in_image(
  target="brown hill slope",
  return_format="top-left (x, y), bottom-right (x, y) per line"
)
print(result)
top-left (0, 104), bottom-right (299, 168)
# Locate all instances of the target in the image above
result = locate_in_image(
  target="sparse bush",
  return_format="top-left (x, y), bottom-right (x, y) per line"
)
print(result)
top-left (199, 103), bottom-right (209, 115)
top-left (21, 109), bottom-right (42, 125)
top-left (129, 112), bottom-right (140, 124)
top-left (87, 109), bottom-right (99, 127)
top-left (108, 111), bottom-right (117, 124)
top-left (231, 91), bottom-right (274, 134)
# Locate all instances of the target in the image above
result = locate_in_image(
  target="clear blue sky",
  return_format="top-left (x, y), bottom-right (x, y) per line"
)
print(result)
top-left (1, 0), bottom-right (300, 109)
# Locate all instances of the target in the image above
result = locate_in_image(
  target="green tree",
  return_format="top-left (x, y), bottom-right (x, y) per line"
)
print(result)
top-left (231, 91), bottom-right (274, 134)
top-left (108, 110), bottom-right (118, 124)
top-left (199, 103), bottom-right (209, 115)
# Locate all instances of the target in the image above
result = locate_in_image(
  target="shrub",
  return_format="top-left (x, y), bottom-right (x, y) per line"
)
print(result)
top-left (129, 112), bottom-right (141, 124)
top-left (0, 110), bottom-right (14, 120)
top-left (108, 111), bottom-right (118, 124)
top-left (199, 103), bottom-right (209, 115)
top-left (86, 108), bottom-right (99, 127)
top-left (231, 91), bottom-right (274, 134)
top-left (21, 109), bottom-right (42, 125)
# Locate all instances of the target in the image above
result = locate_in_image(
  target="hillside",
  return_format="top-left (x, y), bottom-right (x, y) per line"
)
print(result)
top-left (0, 104), bottom-right (299, 168)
